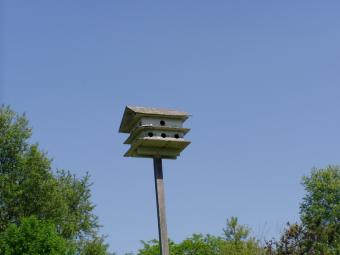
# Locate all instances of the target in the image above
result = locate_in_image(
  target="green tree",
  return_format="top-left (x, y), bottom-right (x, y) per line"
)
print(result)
top-left (137, 217), bottom-right (265, 255)
top-left (223, 217), bottom-right (250, 244)
top-left (270, 166), bottom-right (340, 255)
top-left (221, 217), bottom-right (265, 255)
top-left (138, 239), bottom-right (178, 255)
top-left (0, 106), bottom-right (112, 254)
top-left (269, 222), bottom-right (307, 255)
top-left (79, 236), bottom-right (112, 255)
top-left (175, 234), bottom-right (222, 255)
top-left (0, 216), bottom-right (75, 255)
top-left (300, 166), bottom-right (340, 254)
top-left (138, 236), bottom-right (221, 255)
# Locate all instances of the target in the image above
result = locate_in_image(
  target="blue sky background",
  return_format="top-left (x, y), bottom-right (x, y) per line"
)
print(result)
top-left (2, 1), bottom-right (340, 254)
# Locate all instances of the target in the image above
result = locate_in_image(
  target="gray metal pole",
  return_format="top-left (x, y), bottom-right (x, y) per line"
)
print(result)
top-left (153, 157), bottom-right (170, 255)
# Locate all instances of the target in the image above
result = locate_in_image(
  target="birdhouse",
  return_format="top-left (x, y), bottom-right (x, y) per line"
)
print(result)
top-left (119, 106), bottom-right (191, 159)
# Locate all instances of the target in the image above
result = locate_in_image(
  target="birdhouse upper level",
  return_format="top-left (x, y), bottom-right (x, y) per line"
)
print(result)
top-left (119, 106), bottom-right (191, 159)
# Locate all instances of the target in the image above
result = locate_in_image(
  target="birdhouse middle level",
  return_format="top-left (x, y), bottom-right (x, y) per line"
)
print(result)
top-left (119, 106), bottom-right (191, 159)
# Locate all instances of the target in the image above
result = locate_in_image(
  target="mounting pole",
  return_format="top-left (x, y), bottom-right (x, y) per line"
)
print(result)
top-left (153, 157), bottom-right (170, 255)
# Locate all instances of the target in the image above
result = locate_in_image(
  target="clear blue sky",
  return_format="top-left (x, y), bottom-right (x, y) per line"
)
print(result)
top-left (2, 1), bottom-right (340, 254)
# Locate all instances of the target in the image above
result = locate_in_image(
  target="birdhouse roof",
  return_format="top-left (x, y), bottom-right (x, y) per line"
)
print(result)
top-left (119, 106), bottom-right (190, 133)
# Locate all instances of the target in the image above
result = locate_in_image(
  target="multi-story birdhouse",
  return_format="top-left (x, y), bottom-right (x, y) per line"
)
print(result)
top-left (119, 106), bottom-right (191, 159)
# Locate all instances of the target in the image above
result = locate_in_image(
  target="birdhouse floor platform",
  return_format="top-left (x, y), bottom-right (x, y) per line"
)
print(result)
top-left (124, 137), bottom-right (190, 159)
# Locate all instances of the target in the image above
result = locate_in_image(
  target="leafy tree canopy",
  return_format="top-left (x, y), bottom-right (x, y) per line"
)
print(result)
top-left (0, 106), bottom-right (112, 254)
top-left (267, 166), bottom-right (340, 255)
top-left (300, 166), bottom-right (340, 254)
top-left (137, 217), bottom-right (265, 255)
top-left (0, 215), bottom-right (76, 255)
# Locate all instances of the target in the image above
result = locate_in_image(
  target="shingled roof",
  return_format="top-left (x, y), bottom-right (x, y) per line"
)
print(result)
top-left (119, 106), bottom-right (189, 133)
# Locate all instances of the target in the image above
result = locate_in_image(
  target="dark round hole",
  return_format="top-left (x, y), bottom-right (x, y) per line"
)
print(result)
top-left (160, 120), bottom-right (165, 126)
top-left (161, 133), bottom-right (167, 138)
top-left (174, 134), bottom-right (180, 139)
top-left (148, 132), bottom-right (153, 137)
